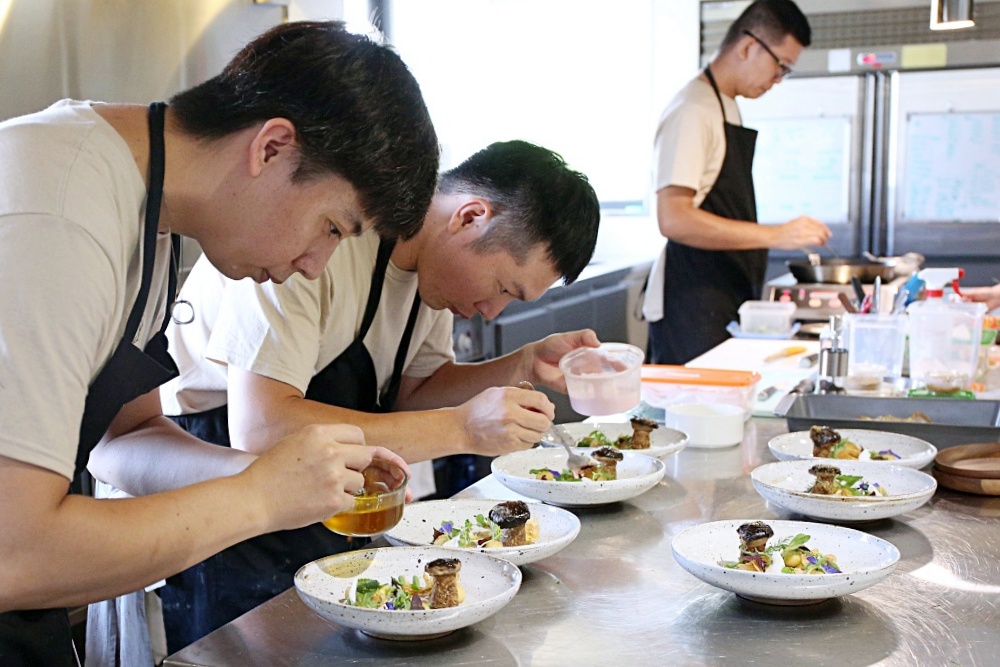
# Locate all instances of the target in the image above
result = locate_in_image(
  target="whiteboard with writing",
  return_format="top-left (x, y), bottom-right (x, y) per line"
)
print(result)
top-left (901, 112), bottom-right (1000, 223)
top-left (751, 116), bottom-right (853, 225)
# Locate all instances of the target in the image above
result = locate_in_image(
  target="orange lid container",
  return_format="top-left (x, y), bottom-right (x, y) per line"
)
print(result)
top-left (640, 365), bottom-right (761, 387)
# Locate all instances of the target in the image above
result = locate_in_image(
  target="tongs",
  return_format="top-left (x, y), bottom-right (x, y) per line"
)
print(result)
top-left (518, 381), bottom-right (591, 470)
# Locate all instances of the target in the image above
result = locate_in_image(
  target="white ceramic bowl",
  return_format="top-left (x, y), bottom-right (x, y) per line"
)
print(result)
top-left (671, 519), bottom-right (900, 605)
top-left (295, 546), bottom-right (521, 640)
top-left (664, 403), bottom-right (745, 448)
top-left (383, 499), bottom-right (581, 566)
top-left (768, 429), bottom-right (938, 469)
top-left (539, 421), bottom-right (688, 460)
top-left (751, 460), bottom-right (937, 522)
top-left (558, 343), bottom-right (644, 416)
top-left (491, 448), bottom-right (666, 507)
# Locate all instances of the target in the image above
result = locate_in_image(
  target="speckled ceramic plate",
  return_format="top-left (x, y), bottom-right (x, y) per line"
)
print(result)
top-left (383, 499), bottom-right (581, 566)
top-left (671, 519), bottom-right (900, 605)
top-left (751, 460), bottom-right (937, 522)
top-left (540, 421), bottom-right (688, 460)
top-left (294, 546), bottom-right (521, 640)
top-left (768, 429), bottom-right (937, 469)
top-left (491, 448), bottom-right (666, 508)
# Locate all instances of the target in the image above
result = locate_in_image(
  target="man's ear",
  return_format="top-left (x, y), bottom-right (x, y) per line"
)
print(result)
top-left (446, 197), bottom-right (493, 234)
top-left (247, 118), bottom-right (297, 177)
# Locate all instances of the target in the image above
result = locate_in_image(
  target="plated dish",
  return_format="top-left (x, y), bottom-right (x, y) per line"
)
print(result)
top-left (671, 519), bottom-right (900, 605)
top-left (540, 420), bottom-right (688, 460)
top-left (768, 428), bottom-right (937, 469)
top-left (384, 499), bottom-right (581, 566)
top-left (491, 448), bottom-right (666, 507)
top-left (751, 460), bottom-right (937, 522)
top-left (294, 546), bottom-right (520, 640)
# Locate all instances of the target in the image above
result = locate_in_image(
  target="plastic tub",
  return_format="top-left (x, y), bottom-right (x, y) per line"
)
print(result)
top-left (640, 365), bottom-right (761, 421)
top-left (843, 313), bottom-right (908, 390)
top-left (664, 403), bottom-right (745, 448)
top-left (738, 301), bottom-right (797, 335)
top-left (559, 343), bottom-right (644, 416)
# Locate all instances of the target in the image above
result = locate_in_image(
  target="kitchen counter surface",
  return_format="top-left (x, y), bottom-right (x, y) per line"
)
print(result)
top-left (164, 415), bottom-right (1000, 667)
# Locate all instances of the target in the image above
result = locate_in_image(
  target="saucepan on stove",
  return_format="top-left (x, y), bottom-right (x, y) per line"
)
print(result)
top-left (786, 253), bottom-right (923, 285)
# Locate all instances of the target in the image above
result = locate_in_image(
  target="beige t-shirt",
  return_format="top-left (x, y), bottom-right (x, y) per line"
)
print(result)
top-left (0, 100), bottom-right (172, 479)
top-left (163, 231), bottom-right (455, 498)
top-left (643, 76), bottom-right (744, 321)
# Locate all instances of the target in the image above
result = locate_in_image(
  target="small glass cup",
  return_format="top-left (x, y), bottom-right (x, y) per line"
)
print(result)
top-left (321, 458), bottom-right (408, 537)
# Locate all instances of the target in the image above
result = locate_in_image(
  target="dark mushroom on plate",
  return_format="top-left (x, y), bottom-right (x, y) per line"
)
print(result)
top-left (488, 501), bottom-right (531, 547)
top-left (808, 464), bottom-right (841, 495)
top-left (736, 521), bottom-right (774, 571)
top-left (425, 558), bottom-right (463, 609)
top-left (629, 417), bottom-right (659, 450)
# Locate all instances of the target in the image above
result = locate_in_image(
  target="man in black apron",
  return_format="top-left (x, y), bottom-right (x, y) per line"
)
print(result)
top-left (0, 22), bottom-right (440, 665)
top-left (646, 0), bottom-right (829, 365)
top-left (154, 140), bottom-right (604, 651)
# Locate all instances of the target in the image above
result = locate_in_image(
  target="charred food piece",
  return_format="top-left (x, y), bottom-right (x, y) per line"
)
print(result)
top-left (809, 425), bottom-right (841, 458)
top-left (808, 464), bottom-right (841, 495)
top-left (489, 500), bottom-right (531, 547)
top-left (425, 558), bottom-right (463, 609)
top-left (736, 521), bottom-right (774, 571)
top-left (590, 446), bottom-right (624, 480)
top-left (629, 417), bottom-right (659, 449)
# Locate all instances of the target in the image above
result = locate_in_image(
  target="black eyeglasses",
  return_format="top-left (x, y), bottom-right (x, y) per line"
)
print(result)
top-left (742, 30), bottom-right (793, 79)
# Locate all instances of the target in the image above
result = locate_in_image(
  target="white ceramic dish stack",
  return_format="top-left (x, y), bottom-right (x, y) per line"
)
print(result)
top-left (384, 499), bottom-right (581, 566)
top-left (539, 421), bottom-right (688, 460)
top-left (295, 546), bottom-right (520, 640)
top-left (751, 460), bottom-right (937, 522)
top-left (671, 519), bottom-right (900, 605)
top-left (491, 448), bottom-right (666, 507)
top-left (767, 429), bottom-right (938, 469)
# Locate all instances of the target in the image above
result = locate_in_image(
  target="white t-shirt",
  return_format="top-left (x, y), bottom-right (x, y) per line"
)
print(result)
top-left (0, 100), bottom-right (173, 480)
top-left (162, 231), bottom-right (456, 498)
top-left (643, 75), bottom-right (743, 321)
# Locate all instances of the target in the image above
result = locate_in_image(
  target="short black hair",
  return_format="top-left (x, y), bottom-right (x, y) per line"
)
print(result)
top-left (169, 21), bottom-right (439, 241)
top-left (721, 0), bottom-right (811, 52)
top-left (439, 141), bottom-right (600, 285)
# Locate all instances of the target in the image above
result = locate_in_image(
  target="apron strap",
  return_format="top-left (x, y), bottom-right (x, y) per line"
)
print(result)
top-left (358, 239), bottom-right (396, 340)
top-left (379, 293), bottom-right (422, 411)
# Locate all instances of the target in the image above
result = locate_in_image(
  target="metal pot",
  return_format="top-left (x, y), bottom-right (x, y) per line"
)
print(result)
top-left (786, 258), bottom-right (897, 284)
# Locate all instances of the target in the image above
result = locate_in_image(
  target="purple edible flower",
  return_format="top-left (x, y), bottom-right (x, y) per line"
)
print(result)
top-left (806, 555), bottom-right (818, 565)
top-left (441, 521), bottom-right (453, 534)
top-left (880, 449), bottom-right (900, 459)
top-left (385, 602), bottom-right (395, 610)
top-left (822, 563), bottom-right (841, 574)
top-left (548, 468), bottom-right (560, 477)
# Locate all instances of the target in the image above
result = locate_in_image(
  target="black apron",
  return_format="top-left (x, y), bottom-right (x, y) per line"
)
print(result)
top-left (161, 238), bottom-right (421, 653)
top-left (648, 67), bottom-right (767, 365)
top-left (0, 103), bottom-right (179, 667)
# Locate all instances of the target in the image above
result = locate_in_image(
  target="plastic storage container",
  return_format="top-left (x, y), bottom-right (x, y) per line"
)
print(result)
top-left (842, 313), bottom-right (908, 391)
top-left (559, 343), bottom-right (644, 416)
top-left (738, 301), bottom-right (797, 335)
top-left (640, 365), bottom-right (761, 421)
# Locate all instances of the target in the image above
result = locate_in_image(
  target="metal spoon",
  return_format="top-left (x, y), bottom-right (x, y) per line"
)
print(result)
top-left (517, 381), bottom-right (592, 470)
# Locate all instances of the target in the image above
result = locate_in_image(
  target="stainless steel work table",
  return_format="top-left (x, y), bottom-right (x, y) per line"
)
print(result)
top-left (164, 417), bottom-right (1000, 666)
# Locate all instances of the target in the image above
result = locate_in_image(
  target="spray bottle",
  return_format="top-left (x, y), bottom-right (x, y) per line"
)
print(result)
top-left (906, 268), bottom-right (986, 396)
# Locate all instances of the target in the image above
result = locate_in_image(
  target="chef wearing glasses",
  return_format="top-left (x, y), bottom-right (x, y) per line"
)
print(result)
top-left (643, 0), bottom-right (832, 364)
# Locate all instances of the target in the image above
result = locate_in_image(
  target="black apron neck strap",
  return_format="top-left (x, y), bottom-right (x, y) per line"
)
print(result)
top-left (122, 102), bottom-right (168, 344)
top-left (379, 293), bottom-right (422, 410)
top-left (358, 238), bottom-right (396, 340)
top-left (703, 66), bottom-right (729, 124)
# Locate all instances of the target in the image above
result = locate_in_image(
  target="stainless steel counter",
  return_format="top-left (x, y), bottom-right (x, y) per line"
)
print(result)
top-left (164, 417), bottom-right (1000, 667)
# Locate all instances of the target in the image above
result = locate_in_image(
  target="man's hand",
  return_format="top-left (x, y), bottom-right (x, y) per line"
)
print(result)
top-left (526, 329), bottom-right (601, 392)
top-left (457, 386), bottom-right (554, 457)
top-left (239, 424), bottom-right (376, 532)
top-left (963, 284), bottom-right (1000, 311)
top-left (770, 216), bottom-right (832, 251)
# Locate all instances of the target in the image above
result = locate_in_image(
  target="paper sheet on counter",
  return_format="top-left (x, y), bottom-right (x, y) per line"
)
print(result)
top-left (686, 338), bottom-right (820, 417)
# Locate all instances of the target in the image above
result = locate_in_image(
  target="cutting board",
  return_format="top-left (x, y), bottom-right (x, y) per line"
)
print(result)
top-left (687, 338), bottom-right (820, 416)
